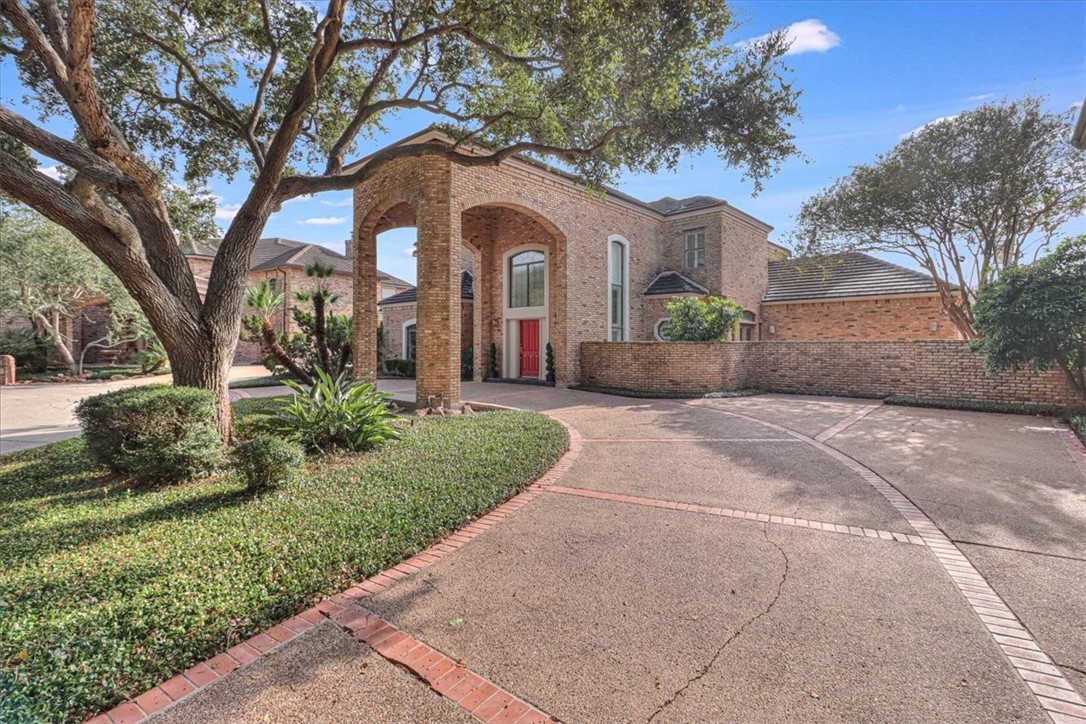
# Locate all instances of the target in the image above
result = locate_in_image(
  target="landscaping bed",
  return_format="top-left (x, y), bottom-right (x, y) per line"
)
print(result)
top-left (0, 404), bottom-right (567, 723)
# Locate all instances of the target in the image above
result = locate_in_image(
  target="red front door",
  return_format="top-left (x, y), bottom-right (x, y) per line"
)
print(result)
top-left (519, 319), bottom-right (540, 378)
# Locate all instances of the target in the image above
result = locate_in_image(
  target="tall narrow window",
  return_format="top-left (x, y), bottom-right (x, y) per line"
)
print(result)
top-left (739, 311), bottom-right (756, 341)
top-left (509, 250), bottom-right (545, 308)
top-left (404, 322), bottom-right (417, 359)
top-left (609, 239), bottom-right (627, 341)
top-left (683, 229), bottom-right (705, 269)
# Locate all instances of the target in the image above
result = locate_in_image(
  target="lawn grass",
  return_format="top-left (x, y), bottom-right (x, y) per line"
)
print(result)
top-left (0, 406), bottom-right (567, 723)
top-left (228, 374), bottom-right (289, 389)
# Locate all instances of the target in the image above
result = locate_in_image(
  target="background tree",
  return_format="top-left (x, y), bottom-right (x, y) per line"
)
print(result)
top-left (664, 296), bottom-right (743, 341)
top-left (0, 0), bottom-right (800, 436)
top-left (243, 281), bottom-right (314, 385)
top-left (0, 206), bottom-right (152, 374)
top-left (972, 235), bottom-right (1086, 404)
top-left (792, 97), bottom-right (1086, 338)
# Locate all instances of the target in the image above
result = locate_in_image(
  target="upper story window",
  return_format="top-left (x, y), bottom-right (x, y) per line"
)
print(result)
top-left (268, 277), bottom-right (282, 293)
top-left (609, 239), bottom-right (627, 341)
top-left (683, 229), bottom-right (705, 269)
top-left (509, 250), bottom-right (545, 308)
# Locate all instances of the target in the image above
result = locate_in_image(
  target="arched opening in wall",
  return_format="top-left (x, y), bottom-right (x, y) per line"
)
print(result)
top-left (460, 203), bottom-right (566, 382)
top-left (363, 200), bottom-right (476, 379)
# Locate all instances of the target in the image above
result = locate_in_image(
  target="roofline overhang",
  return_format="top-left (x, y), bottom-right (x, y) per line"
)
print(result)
top-left (342, 127), bottom-right (774, 230)
top-left (761, 290), bottom-right (946, 305)
top-left (1073, 98), bottom-right (1086, 151)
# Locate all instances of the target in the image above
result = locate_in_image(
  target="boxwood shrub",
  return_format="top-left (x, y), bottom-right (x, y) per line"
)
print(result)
top-left (75, 384), bottom-right (223, 483)
top-left (230, 435), bottom-right (305, 490)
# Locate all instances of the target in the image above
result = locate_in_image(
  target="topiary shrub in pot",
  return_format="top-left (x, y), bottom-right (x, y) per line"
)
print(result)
top-left (75, 384), bottom-right (223, 483)
top-left (230, 435), bottom-right (305, 491)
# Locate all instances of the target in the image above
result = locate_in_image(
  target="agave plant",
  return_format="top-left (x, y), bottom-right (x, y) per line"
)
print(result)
top-left (276, 368), bottom-right (399, 454)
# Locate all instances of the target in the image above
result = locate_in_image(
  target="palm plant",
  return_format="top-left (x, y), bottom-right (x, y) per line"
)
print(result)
top-left (295, 262), bottom-right (337, 375)
top-left (245, 282), bottom-right (313, 385)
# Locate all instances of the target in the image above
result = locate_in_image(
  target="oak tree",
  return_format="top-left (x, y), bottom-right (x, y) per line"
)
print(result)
top-left (1, 0), bottom-right (801, 436)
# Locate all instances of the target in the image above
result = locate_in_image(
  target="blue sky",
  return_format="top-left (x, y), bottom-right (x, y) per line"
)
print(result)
top-left (3, 1), bottom-right (1084, 285)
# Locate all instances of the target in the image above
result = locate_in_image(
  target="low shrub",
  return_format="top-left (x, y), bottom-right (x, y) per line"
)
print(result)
top-left (75, 384), bottom-right (223, 483)
top-left (278, 369), bottom-right (400, 453)
top-left (0, 327), bottom-right (50, 372)
top-left (230, 435), bottom-right (305, 490)
top-left (883, 395), bottom-right (1082, 418)
top-left (381, 358), bottom-right (416, 378)
top-left (1071, 415), bottom-right (1086, 444)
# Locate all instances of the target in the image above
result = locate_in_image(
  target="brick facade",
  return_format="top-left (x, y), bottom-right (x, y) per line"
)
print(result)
top-left (345, 130), bottom-right (959, 406)
top-left (580, 340), bottom-right (1082, 408)
top-left (761, 294), bottom-right (961, 341)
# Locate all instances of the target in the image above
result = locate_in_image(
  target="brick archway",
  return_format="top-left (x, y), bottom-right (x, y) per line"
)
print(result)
top-left (460, 202), bottom-right (568, 383)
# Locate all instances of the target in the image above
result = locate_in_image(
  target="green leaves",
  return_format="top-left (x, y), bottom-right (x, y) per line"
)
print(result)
top-left (664, 296), bottom-right (744, 341)
top-left (276, 369), bottom-right (400, 454)
top-left (972, 235), bottom-right (1086, 402)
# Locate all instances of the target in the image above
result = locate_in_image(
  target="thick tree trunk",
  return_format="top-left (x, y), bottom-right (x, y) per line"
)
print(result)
top-left (260, 320), bottom-right (313, 385)
top-left (166, 333), bottom-right (235, 443)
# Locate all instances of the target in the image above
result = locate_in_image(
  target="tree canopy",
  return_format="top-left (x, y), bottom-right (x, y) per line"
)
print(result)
top-left (792, 97), bottom-right (1086, 338)
top-left (664, 296), bottom-right (743, 341)
top-left (0, 206), bottom-right (151, 372)
top-left (0, 0), bottom-right (802, 434)
top-left (972, 235), bottom-right (1086, 403)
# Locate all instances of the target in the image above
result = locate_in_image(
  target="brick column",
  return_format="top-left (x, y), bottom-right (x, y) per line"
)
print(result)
top-left (415, 159), bottom-right (461, 408)
top-left (352, 224), bottom-right (378, 382)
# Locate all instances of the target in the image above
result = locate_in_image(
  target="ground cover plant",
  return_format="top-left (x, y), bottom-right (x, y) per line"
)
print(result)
top-left (0, 405), bottom-right (567, 722)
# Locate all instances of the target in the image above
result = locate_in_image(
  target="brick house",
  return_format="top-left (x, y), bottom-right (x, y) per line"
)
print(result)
top-left (183, 237), bottom-right (411, 363)
top-left (347, 128), bottom-right (961, 407)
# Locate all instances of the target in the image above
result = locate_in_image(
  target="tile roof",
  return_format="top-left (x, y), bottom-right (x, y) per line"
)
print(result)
top-left (378, 270), bottom-right (474, 306)
top-left (182, 237), bottom-right (410, 286)
top-left (764, 253), bottom-right (950, 303)
top-left (643, 270), bottom-right (710, 296)
top-left (646, 196), bottom-right (728, 216)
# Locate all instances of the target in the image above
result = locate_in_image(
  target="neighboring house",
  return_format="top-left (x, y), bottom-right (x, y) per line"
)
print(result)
top-left (182, 237), bottom-right (411, 363)
top-left (358, 129), bottom-right (960, 389)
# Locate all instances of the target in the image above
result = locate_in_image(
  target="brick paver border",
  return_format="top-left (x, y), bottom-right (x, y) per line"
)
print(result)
top-left (1058, 425), bottom-right (1086, 483)
top-left (542, 484), bottom-right (925, 545)
top-left (86, 407), bottom-right (579, 724)
top-left (813, 401), bottom-right (883, 442)
top-left (684, 400), bottom-right (1086, 722)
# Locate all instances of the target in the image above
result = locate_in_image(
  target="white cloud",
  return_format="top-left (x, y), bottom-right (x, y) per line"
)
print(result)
top-left (299, 216), bottom-right (346, 226)
top-left (900, 114), bottom-right (958, 140)
top-left (893, 104), bottom-right (907, 113)
top-left (741, 19), bottom-right (841, 56)
top-left (40, 165), bottom-right (62, 180)
top-left (401, 246), bottom-right (417, 257)
top-left (282, 194), bottom-right (314, 205)
top-left (320, 197), bottom-right (354, 207)
top-left (968, 93), bottom-right (994, 102)
top-left (214, 202), bottom-right (242, 221)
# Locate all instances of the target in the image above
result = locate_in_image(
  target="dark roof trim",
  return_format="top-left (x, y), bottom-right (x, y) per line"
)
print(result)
top-left (378, 270), bottom-right (473, 306)
top-left (643, 270), bottom-right (710, 296)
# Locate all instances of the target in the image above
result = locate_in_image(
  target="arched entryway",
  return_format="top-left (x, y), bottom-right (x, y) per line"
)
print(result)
top-left (460, 203), bottom-right (567, 384)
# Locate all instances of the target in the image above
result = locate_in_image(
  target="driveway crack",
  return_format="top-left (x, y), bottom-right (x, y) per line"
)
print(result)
top-left (646, 524), bottom-right (789, 723)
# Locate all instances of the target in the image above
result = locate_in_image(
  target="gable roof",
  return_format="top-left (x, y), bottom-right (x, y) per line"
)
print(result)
top-left (764, 253), bottom-right (950, 303)
top-left (182, 237), bottom-right (410, 287)
top-left (643, 270), bottom-right (710, 296)
top-left (342, 127), bottom-right (771, 229)
top-left (378, 270), bottom-right (474, 307)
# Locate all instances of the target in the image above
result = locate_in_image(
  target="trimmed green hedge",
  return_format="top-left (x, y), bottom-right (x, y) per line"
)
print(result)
top-left (884, 395), bottom-right (1086, 419)
top-left (75, 384), bottom-right (223, 484)
top-left (0, 408), bottom-right (567, 723)
top-left (567, 384), bottom-right (763, 400)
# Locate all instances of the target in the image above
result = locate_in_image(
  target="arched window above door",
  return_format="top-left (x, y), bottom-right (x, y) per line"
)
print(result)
top-left (509, 250), bottom-right (545, 308)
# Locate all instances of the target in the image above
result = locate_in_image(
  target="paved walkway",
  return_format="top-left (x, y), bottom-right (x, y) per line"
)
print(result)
top-left (132, 383), bottom-right (1086, 723)
top-left (0, 366), bottom-right (270, 454)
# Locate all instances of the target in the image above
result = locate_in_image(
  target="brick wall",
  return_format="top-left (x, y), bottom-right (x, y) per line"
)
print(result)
top-left (579, 340), bottom-right (1081, 408)
top-left (761, 294), bottom-right (961, 341)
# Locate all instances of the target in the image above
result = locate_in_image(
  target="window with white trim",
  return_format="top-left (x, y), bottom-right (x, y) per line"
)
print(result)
top-left (654, 318), bottom-right (672, 341)
top-left (404, 323), bottom-right (417, 359)
top-left (683, 228), bottom-right (705, 269)
top-left (608, 239), bottom-right (627, 341)
top-left (509, 250), bottom-right (545, 308)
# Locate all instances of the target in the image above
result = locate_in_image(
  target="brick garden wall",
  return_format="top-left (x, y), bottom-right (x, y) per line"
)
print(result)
top-left (580, 340), bottom-right (1082, 408)
top-left (761, 294), bottom-right (961, 341)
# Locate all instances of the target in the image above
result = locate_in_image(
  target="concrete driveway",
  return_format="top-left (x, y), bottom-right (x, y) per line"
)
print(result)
top-left (0, 365), bottom-right (270, 454)
top-left (149, 383), bottom-right (1086, 723)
